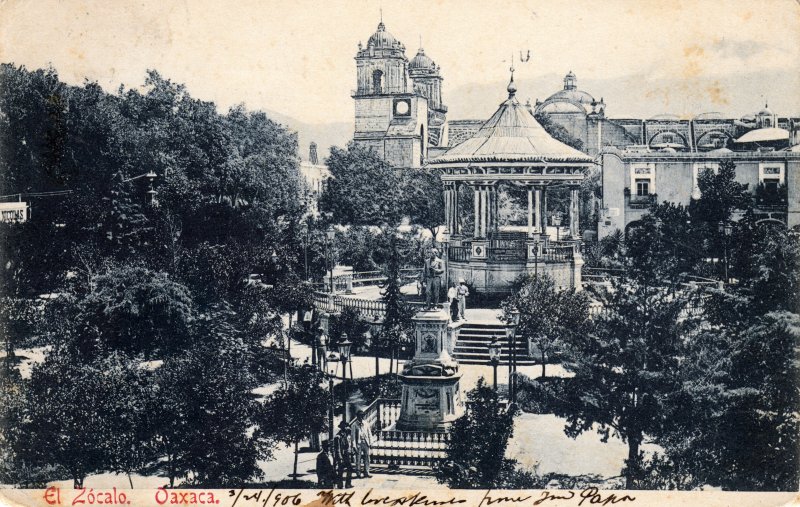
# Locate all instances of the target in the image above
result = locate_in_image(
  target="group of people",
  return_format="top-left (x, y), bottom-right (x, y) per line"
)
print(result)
top-left (316, 410), bottom-right (372, 488)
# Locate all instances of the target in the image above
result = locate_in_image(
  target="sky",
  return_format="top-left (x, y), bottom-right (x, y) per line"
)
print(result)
top-left (1, 0), bottom-right (799, 125)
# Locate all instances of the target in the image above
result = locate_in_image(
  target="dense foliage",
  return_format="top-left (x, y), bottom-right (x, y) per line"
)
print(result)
top-left (553, 158), bottom-right (800, 490)
top-left (436, 379), bottom-right (516, 488)
top-left (0, 64), bottom-right (314, 487)
top-left (502, 274), bottom-right (590, 378)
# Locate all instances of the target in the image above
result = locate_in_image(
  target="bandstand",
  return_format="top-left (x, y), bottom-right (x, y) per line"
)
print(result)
top-left (428, 75), bottom-right (595, 294)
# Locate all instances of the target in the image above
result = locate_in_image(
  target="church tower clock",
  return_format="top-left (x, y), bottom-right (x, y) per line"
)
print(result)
top-left (352, 21), bottom-right (429, 168)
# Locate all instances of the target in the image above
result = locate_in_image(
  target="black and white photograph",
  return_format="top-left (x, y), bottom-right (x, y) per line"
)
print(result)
top-left (0, 1), bottom-right (798, 505)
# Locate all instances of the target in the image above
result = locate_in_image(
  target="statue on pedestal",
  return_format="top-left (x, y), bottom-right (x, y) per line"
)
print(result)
top-left (396, 309), bottom-right (464, 431)
top-left (423, 248), bottom-right (444, 309)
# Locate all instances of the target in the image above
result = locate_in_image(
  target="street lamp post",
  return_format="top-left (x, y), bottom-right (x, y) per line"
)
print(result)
top-left (488, 337), bottom-right (502, 391)
top-left (327, 351), bottom-right (338, 442)
top-left (718, 221), bottom-right (733, 284)
top-left (145, 171), bottom-right (158, 205)
top-left (300, 221), bottom-right (310, 281)
top-left (506, 309), bottom-right (521, 404)
top-left (303, 311), bottom-right (316, 369)
top-left (338, 334), bottom-right (352, 423)
top-left (326, 227), bottom-right (336, 293)
top-left (552, 213), bottom-right (562, 242)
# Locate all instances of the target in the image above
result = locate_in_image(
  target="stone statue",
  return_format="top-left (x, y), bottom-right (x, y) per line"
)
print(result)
top-left (423, 248), bottom-right (444, 309)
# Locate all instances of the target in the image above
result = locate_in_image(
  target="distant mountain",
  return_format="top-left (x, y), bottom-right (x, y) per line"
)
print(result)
top-left (264, 109), bottom-right (351, 161)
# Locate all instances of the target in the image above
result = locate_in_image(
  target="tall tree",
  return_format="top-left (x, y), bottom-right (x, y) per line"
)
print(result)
top-left (402, 168), bottom-right (445, 239)
top-left (12, 350), bottom-right (144, 488)
top-left (148, 309), bottom-right (273, 487)
top-left (557, 279), bottom-right (697, 489)
top-left (320, 144), bottom-right (405, 227)
top-left (689, 160), bottom-right (751, 225)
top-left (263, 364), bottom-right (329, 482)
top-left (74, 264), bottom-right (195, 357)
top-left (436, 379), bottom-right (516, 488)
top-left (625, 202), bottom-right (701, 283)
top-left (657, 311), bottom-right (800, 491)
top-left (502, 274), bottom-right (589, 378)
top-left (379, 233), bottom-right (414, 374)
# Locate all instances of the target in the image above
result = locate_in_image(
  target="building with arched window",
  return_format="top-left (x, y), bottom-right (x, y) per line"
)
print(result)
top-left (352, 22), bottom-right (445, 168)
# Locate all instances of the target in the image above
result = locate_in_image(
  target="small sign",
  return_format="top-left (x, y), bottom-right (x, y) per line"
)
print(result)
top-left (0, 202), bottom-right (27, 222)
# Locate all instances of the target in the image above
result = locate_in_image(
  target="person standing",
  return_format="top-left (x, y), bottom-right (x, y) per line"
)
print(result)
top-left (447, 283), bottom-right (459, 321)
top-left (424, 248), bottom-right (444, 309)
top-left (316, 441), bottom-right (336, 488)
top-left (351, 410), bottom-right (373, 478)
top-left (316, 327), bottom-right (328, 367)
top-left (333, 421), bottom-right (353, 488)
top-left (457, 278), bottom-right (470, 321)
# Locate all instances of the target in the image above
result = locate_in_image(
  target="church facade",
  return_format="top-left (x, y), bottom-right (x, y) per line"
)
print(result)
top-left (351, 22), bottom-right (446, 168)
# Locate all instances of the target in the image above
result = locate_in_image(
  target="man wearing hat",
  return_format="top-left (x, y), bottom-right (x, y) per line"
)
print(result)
top-left (316, 440), bottom-right (336, 488)
top-left (456, 278), bottom-right (470, 321)
top-left (351, 410), bottom-right (373, 478)
top-left (333, 420), bottom-right (353, 488)
top-left (424, 248), bottom-right (444, 310)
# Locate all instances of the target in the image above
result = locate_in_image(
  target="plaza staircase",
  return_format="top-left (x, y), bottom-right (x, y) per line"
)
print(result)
top-left (453, 321), bottom-right (536, 365)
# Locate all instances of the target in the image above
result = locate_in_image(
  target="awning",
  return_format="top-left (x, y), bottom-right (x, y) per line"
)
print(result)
top-left (735, 127), bottom-right (790, 143)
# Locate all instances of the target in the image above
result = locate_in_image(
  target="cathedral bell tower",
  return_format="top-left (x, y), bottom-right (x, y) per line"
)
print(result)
top-left (409, 47), bottom-right (447, 147)
top-left (352, 21), bottom-right (429, 168)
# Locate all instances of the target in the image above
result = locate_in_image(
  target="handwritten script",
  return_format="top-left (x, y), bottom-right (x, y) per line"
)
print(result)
top-left (220, 488), bottom-right (635, 507)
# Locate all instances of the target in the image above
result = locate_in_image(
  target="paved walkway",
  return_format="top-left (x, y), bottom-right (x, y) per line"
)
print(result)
top-left (13, 300), bottom-right (629, 489)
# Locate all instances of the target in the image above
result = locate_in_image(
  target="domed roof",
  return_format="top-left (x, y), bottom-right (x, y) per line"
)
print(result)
top-left (649, 113), bottom-right (681, 121)
top-left (758, 103), bottom-right (773, 116)
top-left (736, 127), bottom-right (789, 143)
top-left (540, 72), bottom-right (596, 114)
top-left (431, 80), bottom-right (591, 164)
top-left (540, 89), bottom-right (596, 113)
top-left (367, 22), bottom-right (402, 49)
top-left (694, 112), bottom-right (724, 121)
top-left (409, 48), bottom-right (435, 69)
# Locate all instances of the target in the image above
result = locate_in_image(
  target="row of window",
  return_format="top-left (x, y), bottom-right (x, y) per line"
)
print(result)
top-left (628, 162), bottom-right (786, 199)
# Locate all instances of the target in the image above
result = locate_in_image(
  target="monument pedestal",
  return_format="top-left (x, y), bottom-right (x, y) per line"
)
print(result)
top-left (396, 309), bottom-right (465, 431)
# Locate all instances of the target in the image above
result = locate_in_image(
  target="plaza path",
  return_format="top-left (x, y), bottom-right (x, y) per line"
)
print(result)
top-left (250, 324), bottom-right (643, 487)
top-left (13, 305), bottom-right (645, 489)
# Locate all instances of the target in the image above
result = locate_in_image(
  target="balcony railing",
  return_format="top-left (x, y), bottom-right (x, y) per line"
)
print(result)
top-left (449, 246), bottom-right (470, 262)
top-left (489, 247), bottom-right (527, 262)
top-left (541, 244), bottom-right (576, 263)
top-left (351, 86), bottom-right (409, 97)
top-left (311, 291), bottom-right (426, 318)
top-left (627, 193), bottom-right (657, 209)
top-left (447, 241), bottom-right (578, 264)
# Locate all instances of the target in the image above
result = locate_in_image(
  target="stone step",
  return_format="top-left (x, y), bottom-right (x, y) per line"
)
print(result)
top-left (453, 347), bottom-right (528, 359)
top-left (453, 320), bottom-right (530, 364)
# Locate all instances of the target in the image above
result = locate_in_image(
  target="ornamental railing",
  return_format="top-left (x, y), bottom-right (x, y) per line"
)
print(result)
top-left (349, 398), bottom-right (448, 468)
top-left (371, 430), bottom-right (449, 467)
top-left (312, 291), bottom-right (425, 318)
top-left (448, 246), bottom-right (470, 262)
top-left (541, 244), bottom-right (575, 263)
top-left (347, 398), bottom-right (515, 468)
top-left (449, 243), bottom-right (578, 264)
top-left (489, 246), bottom-right (527, 262)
